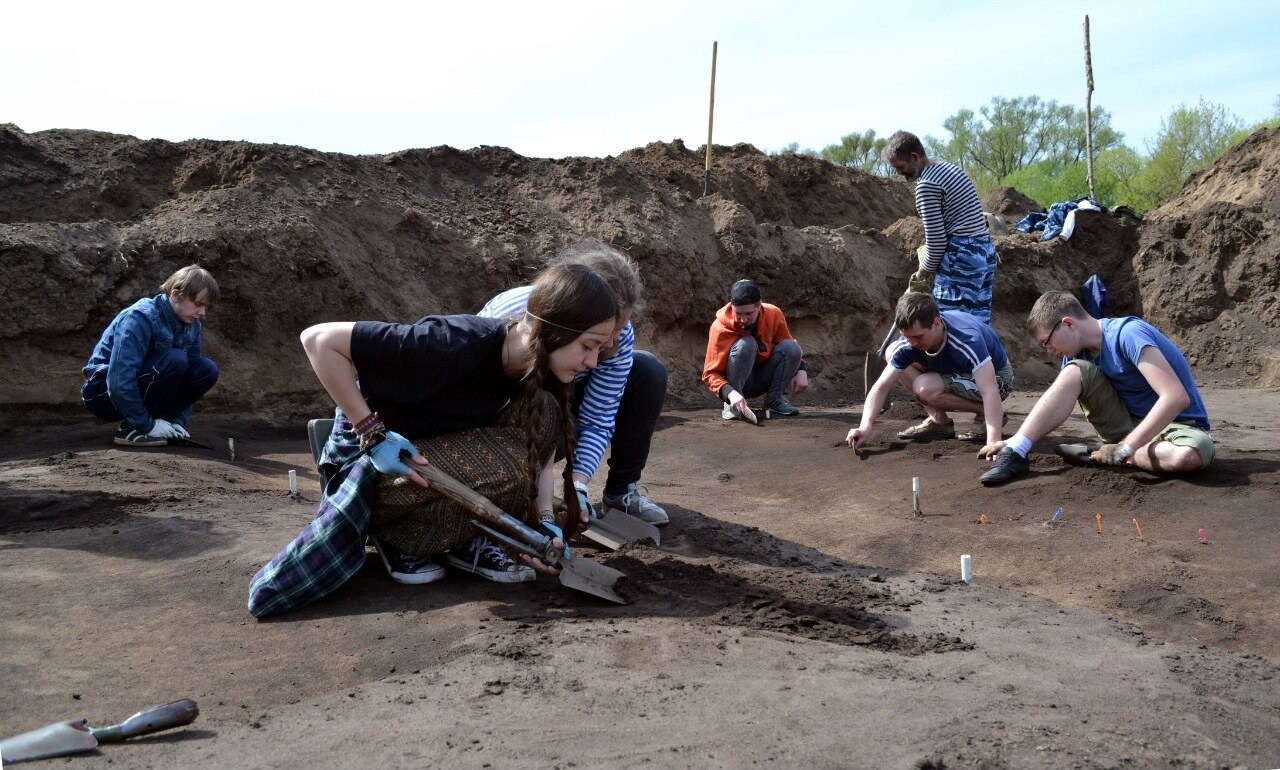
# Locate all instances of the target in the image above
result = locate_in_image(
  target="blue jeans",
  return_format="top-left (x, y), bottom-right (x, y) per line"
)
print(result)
top-left (726, 337), bottom-right (802, 403)
top-left (82, 349), bottom-right (218, 428)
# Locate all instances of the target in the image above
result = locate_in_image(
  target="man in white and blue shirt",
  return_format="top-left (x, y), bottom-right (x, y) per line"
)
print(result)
top-left (480, 279), bottom-right (669, 526)
top-left (847, 293), bottom-right (1014, 451)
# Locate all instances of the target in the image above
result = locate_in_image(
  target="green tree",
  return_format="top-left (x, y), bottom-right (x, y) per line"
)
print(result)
top-left (818, 129), bottom-right (890, 174)
top-left (1131, 98), bottom-right (1244, 209)
top-left (936, 96), bottom-right (1123, 181)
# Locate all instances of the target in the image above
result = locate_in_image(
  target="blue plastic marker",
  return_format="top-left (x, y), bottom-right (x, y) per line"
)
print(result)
top-left (1049, 506), bottom-right (1065, 523)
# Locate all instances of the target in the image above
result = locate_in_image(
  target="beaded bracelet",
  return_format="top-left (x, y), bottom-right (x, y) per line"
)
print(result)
top-left (538, 509), bottom-right (556, 524)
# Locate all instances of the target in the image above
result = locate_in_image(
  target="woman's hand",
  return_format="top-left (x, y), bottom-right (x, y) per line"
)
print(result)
top-left (368, 433), bottom-right (432, 488)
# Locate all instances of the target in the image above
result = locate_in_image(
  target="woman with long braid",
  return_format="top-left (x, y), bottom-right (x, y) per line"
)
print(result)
top-left (248, 262), bottom-right (617, 617)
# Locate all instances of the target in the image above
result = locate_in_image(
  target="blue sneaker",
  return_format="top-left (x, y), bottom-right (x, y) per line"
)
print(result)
top-left (373, 536), bottom-right (445, 585)
top-left (114, 422), bottom-right (168, 447)
top-left (448, 536), bottom-right (536, 583)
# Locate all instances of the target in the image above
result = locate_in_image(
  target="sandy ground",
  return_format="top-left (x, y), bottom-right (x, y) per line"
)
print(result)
top-left (2, 387), bottom-right (1278, 769)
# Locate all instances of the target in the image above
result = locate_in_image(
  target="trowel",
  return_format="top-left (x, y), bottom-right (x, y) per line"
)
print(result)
top-left (580, 508), bottom-right (661, 550)
top-left (1, 699), bottom-right (198, 764)
top-left (418, 465), bottom-right (627, 604)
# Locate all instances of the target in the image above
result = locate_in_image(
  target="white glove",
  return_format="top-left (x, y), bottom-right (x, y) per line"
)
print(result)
top-left (170, 423), bottom-right (190, 439)
top-left (146, 418), bottom-right (180, 439)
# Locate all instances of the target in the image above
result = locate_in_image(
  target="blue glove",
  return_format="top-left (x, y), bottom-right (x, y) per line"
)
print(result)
top-left (573, 481), bottom-right (598, 520)
top-left (367, 431), bottom-right (417, 476)
top-left (537, 520), bottom-right (570, 561)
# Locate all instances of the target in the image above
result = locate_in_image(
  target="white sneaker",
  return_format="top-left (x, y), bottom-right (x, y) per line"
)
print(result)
top-left (602, 483), bottom-right (669, 526)
top-left (722, 404), bottom-right (738, 420)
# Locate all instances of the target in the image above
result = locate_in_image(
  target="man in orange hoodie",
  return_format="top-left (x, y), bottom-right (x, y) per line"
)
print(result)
top-left (702, 280), bottom-right (808, 421)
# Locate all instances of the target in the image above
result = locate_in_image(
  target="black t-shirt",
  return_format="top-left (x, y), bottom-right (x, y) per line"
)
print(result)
top-left (350, 315), bottom-right (521, 439)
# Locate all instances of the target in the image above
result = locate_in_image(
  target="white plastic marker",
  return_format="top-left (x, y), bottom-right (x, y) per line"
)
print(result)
top-left (960, 554), bottom-right (973, 584)
top-left (288, 470), bottom-right (298, 497)
top-left (912, 477), bottom-right (922, 515)
top-left (765, 409), bottom-right (771, 420)
top-left (228, 437), bottom-right (237, 462)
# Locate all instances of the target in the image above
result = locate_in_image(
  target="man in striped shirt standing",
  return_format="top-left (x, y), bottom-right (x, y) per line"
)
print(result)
top-left (883, 131), bottom-right (998, 324)
top-left (480, 245), bottom-right (670, 526)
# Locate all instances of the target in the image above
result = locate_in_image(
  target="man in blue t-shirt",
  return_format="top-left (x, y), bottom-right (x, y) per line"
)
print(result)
top-left (847, 293), bottom-right (1014, 451)
top-left (980, 290), bottom-right (1214, 485)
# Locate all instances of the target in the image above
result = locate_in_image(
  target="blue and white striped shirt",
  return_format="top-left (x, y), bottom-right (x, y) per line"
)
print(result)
top-left (915, 160), bottom-right (988, 272)
top-left (478, 286), bottom-right (633, 480)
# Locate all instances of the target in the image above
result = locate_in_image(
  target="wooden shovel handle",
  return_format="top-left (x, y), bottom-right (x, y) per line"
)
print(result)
top-left (416, 464), bottom-right (507, 525)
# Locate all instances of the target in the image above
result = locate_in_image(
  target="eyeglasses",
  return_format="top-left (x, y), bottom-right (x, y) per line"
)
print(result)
top-left (1039, 319), bottom-right (1063, 350)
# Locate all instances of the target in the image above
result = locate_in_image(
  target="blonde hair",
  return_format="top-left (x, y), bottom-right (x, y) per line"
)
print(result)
top-left (160, 265), bottom-right (219, 303)
top-left (1026, 290), bottom-right (1089, 334)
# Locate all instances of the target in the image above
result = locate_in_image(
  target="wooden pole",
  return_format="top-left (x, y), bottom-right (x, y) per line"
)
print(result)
top-left (703, 41), bottom-right (718, 197)
top-left (1083, 16), bottom-right (1097, 201)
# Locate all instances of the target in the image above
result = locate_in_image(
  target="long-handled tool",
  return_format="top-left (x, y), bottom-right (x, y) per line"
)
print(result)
top-left (1, 699), bottom-right (198, 764)
top-left (417, 465), bottom-right (627, 604)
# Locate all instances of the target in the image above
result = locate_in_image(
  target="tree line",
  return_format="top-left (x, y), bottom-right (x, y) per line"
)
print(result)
top-left (780, 94), bottom-right (1280, 213)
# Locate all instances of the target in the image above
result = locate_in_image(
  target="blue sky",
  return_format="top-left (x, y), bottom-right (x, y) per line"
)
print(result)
top-left (3, 0), bottom-right (1278, 159)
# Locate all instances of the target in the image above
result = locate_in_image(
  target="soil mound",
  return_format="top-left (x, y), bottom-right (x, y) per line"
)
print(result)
top-left (1, 122), bottom-right (1275, 422)
top-left (981, 186), bottom-right (1042, 222)
top-left (1135, 126), bottom-right (1280, 386)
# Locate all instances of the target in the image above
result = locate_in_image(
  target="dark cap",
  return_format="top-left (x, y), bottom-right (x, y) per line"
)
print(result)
top-left (729, 280), bottom-right (761, 306)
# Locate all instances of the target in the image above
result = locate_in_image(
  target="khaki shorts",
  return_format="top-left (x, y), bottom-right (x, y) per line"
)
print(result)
top-left (943, 362), bottom-right (1015, 402)
top-left (1067, 360), bottom-right (1215, 466)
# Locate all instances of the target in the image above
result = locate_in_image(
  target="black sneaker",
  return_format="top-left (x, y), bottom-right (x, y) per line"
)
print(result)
top-left (114, 422), bottom-right (168, 447)
top-left (373, 535), bottom-right (445, 585)
top-left (764, 397), bottom-right (800, 416)
top-left (448, 536), bottom-right (536, 583)
top-left (1055, 443), bottom-right (1100, 466)
top-left (979, 447), bottom-right (1030, 486)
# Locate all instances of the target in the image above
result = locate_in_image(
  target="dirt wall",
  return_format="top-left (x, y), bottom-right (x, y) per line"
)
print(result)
top-left (2, 123), bottom-right (1277, 428)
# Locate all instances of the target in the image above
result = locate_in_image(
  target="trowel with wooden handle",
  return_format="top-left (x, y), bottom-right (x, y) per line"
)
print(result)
top-left (1, 699), bottom-right (198, 764)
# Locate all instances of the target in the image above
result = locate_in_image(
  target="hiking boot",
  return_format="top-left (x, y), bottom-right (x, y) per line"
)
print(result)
top-left (1055, 443), bottom-right (1100, 466)
top-left (602, 482), bottom-right (669, 526)
top-left (722, 404), bottom-right (739, 421)
top-left (114, 422), bottom-right (169, 447)
top-left (764, 397), bottom-right (800, 416)
top-left (373, 535), bottom-right (445, 585)
top-left (448, 535), bottom-right (536, 583)
top-left (897, 417), bottom-right (955, 440)
top-left (979, 447), bottom-right (1031, 486)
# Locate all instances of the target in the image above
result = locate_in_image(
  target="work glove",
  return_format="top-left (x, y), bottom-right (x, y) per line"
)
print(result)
top-left (146, 418), bottom-right (180, 439)
top-left (976, 440), bottom-right (1007, 460)
top-left (170, 423), bottom-right (191, 440)
top-left (1092, 443), bottom-right (1133, 466)
top-left (573, 480), bottom-right (598, 520)
top-left (367, 431), bottom-right (418, 477)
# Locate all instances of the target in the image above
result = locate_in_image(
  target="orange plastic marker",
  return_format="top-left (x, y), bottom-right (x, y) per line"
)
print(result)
top-left (979, 514), bottom-right (987, 525)
top-left (1132, 517), bottom-right (1143, 540)
top-left (1095, 513), bottom-right (1103, 534)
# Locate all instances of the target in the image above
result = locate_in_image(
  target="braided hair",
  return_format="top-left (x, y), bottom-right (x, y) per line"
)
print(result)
top-left (510, 262), bottom-right (617, 535)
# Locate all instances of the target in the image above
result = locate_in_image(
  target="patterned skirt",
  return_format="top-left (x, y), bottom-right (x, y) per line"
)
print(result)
top-left (372, 391), bottom-right (561, 558)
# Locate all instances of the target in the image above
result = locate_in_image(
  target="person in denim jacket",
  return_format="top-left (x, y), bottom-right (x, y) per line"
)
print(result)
top-left (81, 265), bottom-right (220, 446)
